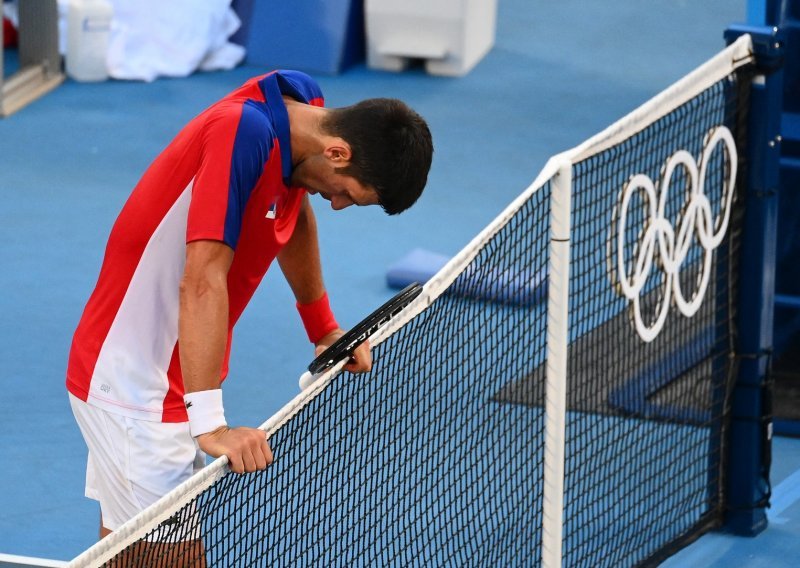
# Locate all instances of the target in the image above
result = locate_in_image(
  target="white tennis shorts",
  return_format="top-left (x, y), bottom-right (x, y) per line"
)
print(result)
top-left (69, 394), bottom-right (206, 531)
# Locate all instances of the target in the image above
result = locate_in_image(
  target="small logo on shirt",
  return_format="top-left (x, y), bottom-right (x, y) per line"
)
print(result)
top-left (266, 202), bottom-right (277, 219)
top-left (100, 384), bottom-right (111, 394)
top-left (185, 401), bottom-right (193, 409)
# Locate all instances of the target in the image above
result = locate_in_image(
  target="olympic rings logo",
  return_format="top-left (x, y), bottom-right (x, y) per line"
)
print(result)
top-left (611, 126), bottom-right (737, 342)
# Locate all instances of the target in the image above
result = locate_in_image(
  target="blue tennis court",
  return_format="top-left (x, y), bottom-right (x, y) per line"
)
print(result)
top-left (1, 0), bottom-right (798, 565)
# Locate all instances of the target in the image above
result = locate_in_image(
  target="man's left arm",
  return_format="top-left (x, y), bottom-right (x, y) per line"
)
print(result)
top-left (277, 195), bottom-right (371, 372)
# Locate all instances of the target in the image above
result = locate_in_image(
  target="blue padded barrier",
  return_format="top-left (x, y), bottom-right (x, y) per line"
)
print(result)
top-left (236, 0), bottom-right (365, 74)
top-left (387, 248), bottom-right (547, 306)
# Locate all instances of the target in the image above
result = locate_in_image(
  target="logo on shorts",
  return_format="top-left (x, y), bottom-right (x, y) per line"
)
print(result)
top-left (100, 384), bottom-right (111, 394)
top-left (185, 401), bottom-right (193, 409)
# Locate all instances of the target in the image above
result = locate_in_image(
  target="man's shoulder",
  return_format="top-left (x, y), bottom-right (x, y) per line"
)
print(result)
top-left (274, 70), bottom-right (324, 106)
top-left (205, 97), bottom-right (273, 132)
top-left (274, 69), bottom-right (315, 86)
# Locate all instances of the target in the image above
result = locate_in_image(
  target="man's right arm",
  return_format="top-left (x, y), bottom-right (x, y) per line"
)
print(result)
top-left (278, 196), bottom-right (372, 372)
top-left (179, 239), bottom-right (272, 474)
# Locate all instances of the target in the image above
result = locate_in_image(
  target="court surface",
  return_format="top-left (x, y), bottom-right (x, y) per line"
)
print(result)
top-left (1, 0), bottom-right (798, 564)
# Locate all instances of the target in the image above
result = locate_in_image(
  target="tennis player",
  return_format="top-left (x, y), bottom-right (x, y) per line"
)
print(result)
top-left (66, 69), bottom-right (433, 542)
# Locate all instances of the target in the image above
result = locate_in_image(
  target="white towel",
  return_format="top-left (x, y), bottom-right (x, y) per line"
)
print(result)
top-left (58, 0), bottom-right (246, 82)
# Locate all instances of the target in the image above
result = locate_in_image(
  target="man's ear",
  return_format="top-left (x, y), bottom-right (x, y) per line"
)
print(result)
top-left (324, 138), bottom-right (352, 164)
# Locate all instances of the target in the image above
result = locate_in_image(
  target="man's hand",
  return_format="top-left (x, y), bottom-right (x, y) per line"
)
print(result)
top-left (315, 328), bottom-right (373, 373)
top-left (196, 426), bottom-right (273, 474)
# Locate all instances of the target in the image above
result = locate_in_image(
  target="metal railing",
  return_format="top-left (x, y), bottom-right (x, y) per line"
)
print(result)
top-left (0, 0), bottom-right (64, 117)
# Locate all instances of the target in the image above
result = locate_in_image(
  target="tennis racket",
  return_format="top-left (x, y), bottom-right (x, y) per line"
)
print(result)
top-left (299, 283), bottom-right (423, 389)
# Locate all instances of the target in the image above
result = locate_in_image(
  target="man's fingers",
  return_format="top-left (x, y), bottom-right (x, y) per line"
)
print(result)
top-left (262, 438), bottom-right (274, 466)
top-left (344, 341), bottom-right (372, 373)
top-left (251, 431), bottom-right (270, 470)
top-left (208, 427), bottom-right (273, 474)
top-left (253, 449), bottom-right (267, 470)
top-left (343, 360), bottom-right (362, 372)
top-left (242, 429), bottom-right (271, 472)
top-left (242, 448), bottom-right (257, 473)
top-left (228, 452), bottom-right (245, 475)
top-left (313, 331), bottom-right (374, 373)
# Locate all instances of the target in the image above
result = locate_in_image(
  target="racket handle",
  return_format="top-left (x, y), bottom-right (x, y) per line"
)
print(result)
top-left (299, 370), bottom-right (320, 390)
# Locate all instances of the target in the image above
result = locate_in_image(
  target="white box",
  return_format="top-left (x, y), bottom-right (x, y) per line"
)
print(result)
top-left (365, 0), bottom-right (498, 77)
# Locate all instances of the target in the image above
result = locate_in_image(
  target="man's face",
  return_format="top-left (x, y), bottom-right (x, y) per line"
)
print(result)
top-left (293, 151), bottom-right (380, 211)
top-left (305, 173), bottom-right (379, 211)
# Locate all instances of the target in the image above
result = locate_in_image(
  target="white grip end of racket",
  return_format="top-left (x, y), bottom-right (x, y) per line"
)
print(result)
top-left (299, 370), bottom-right (320, 390)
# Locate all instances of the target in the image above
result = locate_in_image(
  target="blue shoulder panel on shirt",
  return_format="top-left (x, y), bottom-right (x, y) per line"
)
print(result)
top-left (276, 70), bottom-right (324, 104)
top-left (224, 101), bottom-right (275, 249)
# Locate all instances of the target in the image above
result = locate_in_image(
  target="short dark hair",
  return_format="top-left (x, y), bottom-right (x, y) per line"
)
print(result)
top-left (322, 98), bottom-right (433, 215)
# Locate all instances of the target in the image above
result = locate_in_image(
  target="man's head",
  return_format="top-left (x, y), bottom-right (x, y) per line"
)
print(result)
top-left (319, 98), bottom-right (433, 215)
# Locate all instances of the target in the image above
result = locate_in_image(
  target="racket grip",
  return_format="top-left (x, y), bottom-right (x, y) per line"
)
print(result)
top-left (299, 370), bottom-right (320, 390)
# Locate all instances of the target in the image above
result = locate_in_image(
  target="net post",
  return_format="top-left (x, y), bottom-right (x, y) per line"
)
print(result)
top-left (541, 159), bottom-right (572, 568)
top-left (722, 25), bottom-right (785, 536)
top-left (746, 0), bottom-right (768, 26)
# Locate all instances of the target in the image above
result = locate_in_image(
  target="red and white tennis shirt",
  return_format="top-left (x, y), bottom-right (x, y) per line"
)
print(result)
top-left (67, 71), bottom-right (323, 423)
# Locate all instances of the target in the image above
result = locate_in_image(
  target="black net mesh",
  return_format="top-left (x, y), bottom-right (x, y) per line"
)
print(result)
top-left (101, 184), bottom-right (552, 567)
top-left (94, 67), bottom-right (751, 568)
top-left (562, 71), bottom-right (748, 566)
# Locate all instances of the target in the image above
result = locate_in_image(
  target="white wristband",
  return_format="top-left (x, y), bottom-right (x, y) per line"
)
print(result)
top-left (184, 389), bottom-right (227, 438)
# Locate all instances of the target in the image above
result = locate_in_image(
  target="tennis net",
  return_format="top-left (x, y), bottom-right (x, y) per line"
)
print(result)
top-left (69, 34), bottom-right (755, 567)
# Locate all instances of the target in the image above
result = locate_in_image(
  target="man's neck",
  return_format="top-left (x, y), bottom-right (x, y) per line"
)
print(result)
top-left (284, 98), bottom-right (328, 167)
